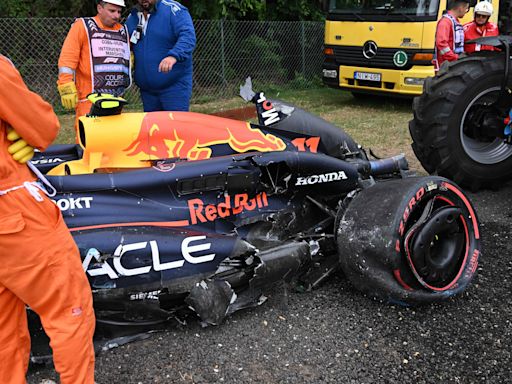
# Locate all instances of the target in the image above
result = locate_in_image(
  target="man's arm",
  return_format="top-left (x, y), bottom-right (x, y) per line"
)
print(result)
top-left (436, 18), bottom-right (459, 62)
top-left (57, 20), bottom-right (85, 109)
top-left (57, 20), bottom-right (84, 85)
top-left (0, 58), bottom-right (60, 150)
top-left (167, 8), bottom-right (196, 62)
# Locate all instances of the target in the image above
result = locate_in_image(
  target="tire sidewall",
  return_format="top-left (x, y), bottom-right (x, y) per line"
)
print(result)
top-left (337, 176), bottom-right (481, 304)
top-left (391, 177), bottom-right (481, 297)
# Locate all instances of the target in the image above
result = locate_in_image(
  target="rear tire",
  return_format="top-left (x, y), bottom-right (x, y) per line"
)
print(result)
top-left (409, 53), bottom-right (512, 191)
top-left (337, 176), bottom-right (480, 305)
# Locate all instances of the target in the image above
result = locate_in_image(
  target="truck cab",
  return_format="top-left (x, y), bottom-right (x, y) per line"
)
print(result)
top-left (322, 0), bottom-right (492, 97)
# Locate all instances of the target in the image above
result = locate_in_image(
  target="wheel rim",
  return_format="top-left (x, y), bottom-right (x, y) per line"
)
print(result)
top-left (460, 86), bottom-right (512, 164)
top-left (404, 196), bottom-right (469, 291)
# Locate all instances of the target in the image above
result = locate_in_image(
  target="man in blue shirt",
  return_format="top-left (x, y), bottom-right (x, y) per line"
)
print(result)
top-left (126, 0), bottom-right (196, 111)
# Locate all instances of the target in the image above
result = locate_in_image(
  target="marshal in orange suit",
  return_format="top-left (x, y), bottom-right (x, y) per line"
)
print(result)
top-left (57, 0), bottom-right (131, 137)
top-left (0, 55), bottom-right (95, 384)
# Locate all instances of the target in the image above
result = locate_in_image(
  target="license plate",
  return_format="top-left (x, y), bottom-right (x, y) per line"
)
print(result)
top-left (354, 72), bottom-right (381, 82)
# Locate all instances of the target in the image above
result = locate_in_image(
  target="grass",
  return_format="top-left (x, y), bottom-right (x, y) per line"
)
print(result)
top-left (55, 87), bottom-right (424, 173)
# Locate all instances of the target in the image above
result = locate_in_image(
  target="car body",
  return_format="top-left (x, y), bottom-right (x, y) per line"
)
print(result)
top-left (28, 81), bottom-right (481, 358)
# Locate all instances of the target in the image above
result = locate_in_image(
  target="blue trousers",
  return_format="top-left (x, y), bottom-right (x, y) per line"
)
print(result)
top-left (140, 80), bottom-right (192, 112)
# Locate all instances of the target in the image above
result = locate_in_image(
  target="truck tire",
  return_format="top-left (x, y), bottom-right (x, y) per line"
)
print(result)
top-left (337, 176), bottom-right (480, 305)
top-left (409, 53), bottom-right (512, 191)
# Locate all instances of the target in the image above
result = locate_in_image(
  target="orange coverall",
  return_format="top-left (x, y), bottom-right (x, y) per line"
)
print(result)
top-left (58, 16), bottom-right (124, 127)
top-left (0, 55), bottom-right (95, 384)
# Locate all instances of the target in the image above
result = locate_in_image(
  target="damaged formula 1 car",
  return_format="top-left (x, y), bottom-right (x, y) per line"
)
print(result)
top-left (29, 79), bottom-right (481, 357)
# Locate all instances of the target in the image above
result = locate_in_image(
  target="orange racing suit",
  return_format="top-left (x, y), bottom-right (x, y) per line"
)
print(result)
top-left (58, 15), bottom-right (130, 132)
top-left (0, 55), bottom-right (95, 384)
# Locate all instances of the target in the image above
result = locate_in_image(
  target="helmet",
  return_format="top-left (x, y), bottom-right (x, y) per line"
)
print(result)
top-left (101, 0), bottom-right (126, 7)
top-left (474, 1), bottom-right (493, 16)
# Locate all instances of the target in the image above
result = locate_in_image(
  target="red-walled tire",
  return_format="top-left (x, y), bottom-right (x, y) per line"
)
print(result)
top-left (337, 176), bottom-right (481, 305)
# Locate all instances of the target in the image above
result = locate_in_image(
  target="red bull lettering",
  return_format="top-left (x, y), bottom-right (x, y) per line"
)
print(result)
top-left (188, 192), bottom-right (269, 224)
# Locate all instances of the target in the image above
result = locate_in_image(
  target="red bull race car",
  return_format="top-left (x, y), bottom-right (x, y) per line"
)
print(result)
top-left (29, 79), bottom-right (481, 358)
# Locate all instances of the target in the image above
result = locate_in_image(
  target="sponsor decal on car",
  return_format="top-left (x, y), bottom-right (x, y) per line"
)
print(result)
top-left (188, 192), bottom-right (269, 224)
top-left (295, 171), bottom-right (347, 186)
top-left (31, 157), bottom-right (63, 165)
top-left (255, 92), bottom-right (281, 126)
top-left (124, 111), bottom-right (286, 161)
top-left (52, 197), bottom-right (94, 211)
top-left (152, 161), bottom-right (176, 172)
top-left (83, 236), bottom-right (215, 279)
top-left (130, 290), bottom-right (161, 301)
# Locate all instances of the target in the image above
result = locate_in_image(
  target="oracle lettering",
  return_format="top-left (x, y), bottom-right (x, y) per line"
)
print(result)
top-left (82, 237), bottom-right (215, 279)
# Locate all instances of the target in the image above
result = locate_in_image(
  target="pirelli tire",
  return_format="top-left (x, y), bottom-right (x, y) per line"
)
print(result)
top-left (409, 52), bottom-right (512, 191)
top-left (336, 176), bottom-right (480, 305)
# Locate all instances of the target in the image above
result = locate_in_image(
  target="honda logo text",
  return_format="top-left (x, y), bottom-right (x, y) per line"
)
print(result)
top-left (295, 171), bottom-right (348, 186)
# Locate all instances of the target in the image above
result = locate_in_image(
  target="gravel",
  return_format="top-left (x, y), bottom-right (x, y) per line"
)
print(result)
top-left (27, 183), bottom-right (512, 384)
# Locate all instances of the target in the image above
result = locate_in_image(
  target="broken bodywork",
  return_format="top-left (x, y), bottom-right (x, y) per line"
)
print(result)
top-left (28, 79), bottom-right (481, 359)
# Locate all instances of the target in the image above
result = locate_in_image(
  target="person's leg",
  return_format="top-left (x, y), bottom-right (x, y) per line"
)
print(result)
top-left (140, 90), bottom-right (163, 112)
top-left (0, 191), bottom-right (95, 384)
top-left (159, 79), bottom-right (192, 112)
top-left (0, 285), bottom-right (30, 384)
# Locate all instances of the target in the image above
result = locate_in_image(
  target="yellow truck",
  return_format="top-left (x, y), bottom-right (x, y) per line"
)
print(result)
top-left (322, 0), bottom-right (500, 97)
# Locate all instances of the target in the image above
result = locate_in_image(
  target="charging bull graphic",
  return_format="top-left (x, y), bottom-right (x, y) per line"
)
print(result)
top-left (124, 111), bottom-right (286, 161)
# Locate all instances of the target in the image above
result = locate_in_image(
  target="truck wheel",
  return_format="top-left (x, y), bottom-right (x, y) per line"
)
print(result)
top-left (337, 176), bottom-right (480, 305)
top-left (409, 53), bottom-right (512, 191)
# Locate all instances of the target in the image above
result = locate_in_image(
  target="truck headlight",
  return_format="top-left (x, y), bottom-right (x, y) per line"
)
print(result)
top-left (404, 77), bottom-right (425, 85)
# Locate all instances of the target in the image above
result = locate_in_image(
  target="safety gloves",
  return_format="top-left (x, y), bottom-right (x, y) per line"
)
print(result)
top-left (6, 128), bottom-right (34, 164)
top-left (58, 82), bottom-right (78, 110)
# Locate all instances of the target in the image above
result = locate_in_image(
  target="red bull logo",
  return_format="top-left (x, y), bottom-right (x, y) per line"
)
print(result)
top-left (124, 112), bottom-right (286, 160)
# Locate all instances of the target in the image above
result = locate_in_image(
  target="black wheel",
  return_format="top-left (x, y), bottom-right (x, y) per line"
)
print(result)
top-left (337, 176), bottom-right (481, 305)
top-left (409, 53), bottom-right (512, 191)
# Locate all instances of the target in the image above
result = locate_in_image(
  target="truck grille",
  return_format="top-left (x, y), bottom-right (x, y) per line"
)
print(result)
top-left (332, 45), bottom-right (424, 70)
